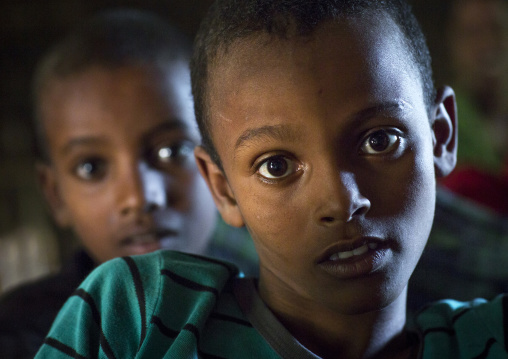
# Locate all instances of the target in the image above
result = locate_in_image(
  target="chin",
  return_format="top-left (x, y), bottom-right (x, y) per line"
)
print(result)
top-left (330, 276), bottom-right (408, 316)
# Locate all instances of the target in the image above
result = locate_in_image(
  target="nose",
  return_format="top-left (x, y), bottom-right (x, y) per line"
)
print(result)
top-left (119, 161), bottom-right (167, 216)
top-left (313, 168), bottom-right (371, 225)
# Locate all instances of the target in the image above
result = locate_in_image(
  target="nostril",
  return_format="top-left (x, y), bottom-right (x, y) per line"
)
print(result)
top-left (352, 205), bottom-right (369, 217)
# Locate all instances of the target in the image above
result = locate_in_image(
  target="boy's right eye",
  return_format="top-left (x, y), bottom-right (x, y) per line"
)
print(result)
top-left (257, 155), bottom-right (298, 180)
top-left (73, 158), bottom-right (107, 181)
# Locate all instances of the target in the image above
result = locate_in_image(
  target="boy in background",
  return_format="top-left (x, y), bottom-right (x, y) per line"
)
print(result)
top-left (0, 9), bottom-right (257, 358)
top-left (36, 0), bottom-right (508, 358)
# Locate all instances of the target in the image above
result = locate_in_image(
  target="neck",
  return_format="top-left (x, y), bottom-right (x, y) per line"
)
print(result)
top-left (260, 284), bottom-right (414, 359)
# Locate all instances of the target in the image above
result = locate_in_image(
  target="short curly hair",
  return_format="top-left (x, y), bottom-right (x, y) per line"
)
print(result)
top-left (190, 0), bottom-right (435, 167)
top-left (32, 9), bottom-right (191, 163)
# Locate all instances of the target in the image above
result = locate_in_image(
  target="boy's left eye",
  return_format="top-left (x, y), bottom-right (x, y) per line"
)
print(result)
top-left (73, 158), bottom-right (107, 181)
top-left (149, 141), bottom-right (194, 168)
top-left (258, 155), bottom-right (297, 179)
top-left (360, 130), bottom-right (400, 154)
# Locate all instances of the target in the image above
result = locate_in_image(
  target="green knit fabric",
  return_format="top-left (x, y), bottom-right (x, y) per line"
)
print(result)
top-left (35, 250), bottom-right (508, 358)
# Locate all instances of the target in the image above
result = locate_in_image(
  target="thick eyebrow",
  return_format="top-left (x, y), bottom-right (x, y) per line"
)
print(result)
top-left (349, 100), bottom-right (414, 124)
top-left (61, 136), bottom-right (108, 155)
top-left (233, 101), bottom-right (412, 151)
top-left (142, 120), bottom-right (188, 142)
top-left (61, 119), bottom-right (189, 155)
top-left (234, 124), bottom-right (302, 150)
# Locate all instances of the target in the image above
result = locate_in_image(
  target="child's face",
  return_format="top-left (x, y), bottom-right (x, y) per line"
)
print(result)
top-left (39, 64), bottom-right (217, 264)
top-left (197, 16), bottom-right (456, 313)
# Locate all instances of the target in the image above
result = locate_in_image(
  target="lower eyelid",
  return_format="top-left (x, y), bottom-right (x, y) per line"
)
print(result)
top-left (257, 158), bottom-right (303, 182)
top-left (361, 130), bottom-right (402, 153)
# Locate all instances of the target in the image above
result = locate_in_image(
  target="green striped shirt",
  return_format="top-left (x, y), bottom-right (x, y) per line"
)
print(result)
top-left (35, 250), bottom-right (508, 358)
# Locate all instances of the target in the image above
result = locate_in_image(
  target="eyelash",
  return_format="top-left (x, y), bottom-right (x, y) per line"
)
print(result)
top-left (252, 128), bottom-right (403, 182)
top-left (147, 140), bottom-right (194, 169)
top-left (72, 157), bottom-right (108, 181)
top-left (359, 128), bottom-right (403, 156)
top-left (255, 154), bottom-right (300, 181)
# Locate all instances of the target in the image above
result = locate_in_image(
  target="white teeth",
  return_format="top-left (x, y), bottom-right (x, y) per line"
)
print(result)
top-left (338, 251), bottom-right (354, 260)
top-left (328, 243), bottom-right (377, 261)
top-left (353, 244), bottom-right (368, 256)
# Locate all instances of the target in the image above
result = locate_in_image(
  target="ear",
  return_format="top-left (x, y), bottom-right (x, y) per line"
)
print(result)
top-left (194, 146), bottom-right (245, 227)
top-left (432, 86), bottom-right (458, 178)
top-left (36, 162), bottom-right (71, 227)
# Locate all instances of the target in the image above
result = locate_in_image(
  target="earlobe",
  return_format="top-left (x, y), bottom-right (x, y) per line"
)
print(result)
top-left (432, 86), bottom-right (458, 178)
top-left (36, 162), bottom-right (71, 227)
top-left (194, 146), bottom-right (245, 227)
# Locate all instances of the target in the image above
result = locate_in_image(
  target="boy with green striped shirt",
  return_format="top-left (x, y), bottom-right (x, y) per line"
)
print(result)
top-left (35, 0), bottom-right (508, 358)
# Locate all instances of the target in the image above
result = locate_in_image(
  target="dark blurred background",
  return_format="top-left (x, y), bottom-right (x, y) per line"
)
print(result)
top-left (0, 0), bottom-right (504, 295)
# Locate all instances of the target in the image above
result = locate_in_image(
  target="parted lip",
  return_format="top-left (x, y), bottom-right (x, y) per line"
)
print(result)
top-left (316, 236), bottom-right (384, 264)
top-left (119, 228), bottom-right (179, 246)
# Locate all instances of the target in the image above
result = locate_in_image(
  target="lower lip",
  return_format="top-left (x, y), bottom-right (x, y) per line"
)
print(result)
top-left (318, 247), bottom-right (390, 280)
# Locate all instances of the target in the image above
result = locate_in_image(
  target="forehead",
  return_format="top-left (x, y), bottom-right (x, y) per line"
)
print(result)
top-left (40, 63), bottom-right (197, 144)
top-left (207, 13), bottom-right (425, 152)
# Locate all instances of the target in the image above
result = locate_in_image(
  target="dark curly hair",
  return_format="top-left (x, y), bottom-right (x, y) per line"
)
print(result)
top-left (191, 0), bottom-right (435, 167)
top-left (32, 9), bottom-right (191, 163)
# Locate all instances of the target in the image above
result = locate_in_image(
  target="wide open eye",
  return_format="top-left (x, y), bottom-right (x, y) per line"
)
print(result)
top-left (258, 155), bottom-right (296, 179)
top-left (150, 140), bottom-right (194, 168)
top-left (73, 158), bottom-right (107, 181)
top-left (360, 130), bottom-right (399, 154)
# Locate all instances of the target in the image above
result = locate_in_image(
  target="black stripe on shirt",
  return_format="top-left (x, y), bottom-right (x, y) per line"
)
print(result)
top-left (151, 318), bottom-right (199, 341)
top-left (184, 253), bottom-right (238, 276)
top-left (184, 323), bottom-right (201, 342)
top-left (451, 308), bottom-right (470, 324)
top-left (160, 269), bottom-right (219, 297)
top-left (210, 312), bottom-right (253, 327)
top-left (151, 316), bottom-right (227, 359)
top-left (184, 323), bottom-right (229, 359)
top-left (198, 350), bottom-right (227, 359)
top-left (122, 256), bottom-right (147, 349)
top-left (72, 289), bottom-right (117, 359)
top-left (151, 317), bottom-right (201, 342)
top-left (472, 337), bottom-right (497, 359)
top-left (73, 288), bottom-right (101, 325)
top-left (151, 315), bottom-right (179, 338)
top-left (44, 337), bottom-right (87, 359)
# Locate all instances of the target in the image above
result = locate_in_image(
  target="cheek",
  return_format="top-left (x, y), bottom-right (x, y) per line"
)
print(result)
top-left (238, 185), bottom-right (304, 252)
top-left (59, 181), bottom-right (115, 232)
top-left (370, 149), bottom-right (435, 219)
top-left (376, 150), bottom-right (436, 254)
top-left (405, 153), bottom-right (436, 238)
top-left (68, 196), bottom-right (113, 235)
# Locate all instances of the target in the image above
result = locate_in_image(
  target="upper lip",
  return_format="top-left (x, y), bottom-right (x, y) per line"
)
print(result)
top-left (316, 236), bottom-right (384, 264)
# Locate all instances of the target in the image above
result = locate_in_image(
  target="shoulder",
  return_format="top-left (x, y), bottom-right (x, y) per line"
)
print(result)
top-left (414, 295), bottom-right (508, 358)
top-left (36, 250), bottom-right (240, 358)
top-left (81, 250), bottom-right (239, 298)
